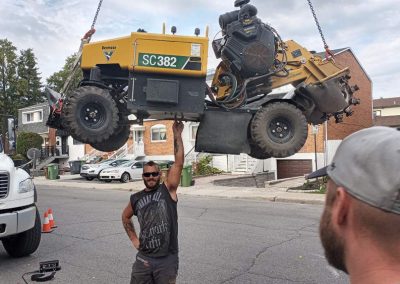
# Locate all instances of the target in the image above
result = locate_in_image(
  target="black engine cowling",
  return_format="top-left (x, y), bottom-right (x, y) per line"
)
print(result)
top-left (213, 1), bottom-right (277, 79)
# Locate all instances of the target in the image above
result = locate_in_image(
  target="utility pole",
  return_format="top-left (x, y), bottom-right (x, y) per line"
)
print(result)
top-left (0, 114), bottom-right (17, 154)
top-left (312, 125), bottom-right (319, 171)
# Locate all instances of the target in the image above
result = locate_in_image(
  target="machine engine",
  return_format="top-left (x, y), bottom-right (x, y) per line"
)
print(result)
top-left (213, 0), bottom-right (277, 78)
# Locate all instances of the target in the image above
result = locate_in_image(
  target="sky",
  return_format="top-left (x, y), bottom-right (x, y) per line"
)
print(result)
top-left (0, 0), bottom-right (399, 99)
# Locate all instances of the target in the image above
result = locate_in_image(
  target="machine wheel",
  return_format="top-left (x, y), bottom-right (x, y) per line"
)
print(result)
top-left (63, 86), bottom-right (119, 144)
top-left (250, 102), bottom-right (308, 158)
top-left (120, 172), bottom-right (130, 183)
top-left (248, 140), bottom-right (272, 160)
top-left (2, 207), bottom-right (41, 257)
top-left (90, 121), bottom-right (130, 152)
top-left (85, 177), bottom-right (94, 181)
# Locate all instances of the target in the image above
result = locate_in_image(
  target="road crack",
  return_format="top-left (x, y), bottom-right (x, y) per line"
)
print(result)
top-left (219, 223), bottom-right (317, 283)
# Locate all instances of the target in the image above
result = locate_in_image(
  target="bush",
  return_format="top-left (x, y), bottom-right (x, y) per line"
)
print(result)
top-left (16, 132), bottom-right (43, 158)
top-left (194, 155), bottom-right (223, 176)
top-left (288, 177), bottom-right (327, 194)
top-left (11, 153), bottom-right (26, 160)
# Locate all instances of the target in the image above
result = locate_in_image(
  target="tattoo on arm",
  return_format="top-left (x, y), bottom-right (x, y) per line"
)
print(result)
top-left (174, 138), bottom-right (178, 154)
top-left (123, 220), bottom-right (136, 240)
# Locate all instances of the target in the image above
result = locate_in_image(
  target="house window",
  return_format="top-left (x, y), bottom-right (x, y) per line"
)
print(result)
top-left (26, 113), bottom-right (33, 123)
top-left (373, 110), bottom-right (381, 117)
top-left (190, 123), bottom-right (199, 141)
top-left (151, 124), bottom-right (167, 142)
top-left (22, 110), bottom-right (43, 124)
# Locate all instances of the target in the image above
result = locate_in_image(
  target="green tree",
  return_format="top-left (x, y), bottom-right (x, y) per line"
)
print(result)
top-left (16, 132), bottom-right (43, 158)
top-left (17, 48), bottom-right (44, 107)
top-left (46, 53), bottom-right (82, 94)
top-left (0, 39), bottom-right (19, 140)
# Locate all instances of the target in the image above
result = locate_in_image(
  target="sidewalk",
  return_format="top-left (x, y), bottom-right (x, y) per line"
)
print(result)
top-left (33, 174), bottom-right (325, 205)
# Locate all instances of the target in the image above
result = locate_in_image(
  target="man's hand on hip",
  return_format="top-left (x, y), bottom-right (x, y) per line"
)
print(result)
top-left (132, 238), bottom-right (140, 250)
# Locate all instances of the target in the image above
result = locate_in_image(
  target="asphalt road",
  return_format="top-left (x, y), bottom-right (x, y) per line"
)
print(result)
top-left (0, 185), bottom-right (348, 284)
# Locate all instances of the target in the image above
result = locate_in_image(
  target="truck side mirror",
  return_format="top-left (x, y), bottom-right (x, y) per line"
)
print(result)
top-left (7, 118), bottom-right (16, 151)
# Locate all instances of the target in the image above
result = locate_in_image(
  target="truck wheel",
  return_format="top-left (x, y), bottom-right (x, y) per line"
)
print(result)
top-left (90, 122), bottom-right (130, 152)
top-left (2, 207), bottom-right (41, 257)
top-left (250, 102), bottom-right (308, 158)
top-left (120, 172), bottom-right (130, 183)
top-left (63, 86), bottom-right (119, 144)
top-left (248, 140), bottom-right (272, 160)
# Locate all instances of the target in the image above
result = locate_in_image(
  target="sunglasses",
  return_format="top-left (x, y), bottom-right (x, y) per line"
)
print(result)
top-left (142, 172), bottom-right (160, 177)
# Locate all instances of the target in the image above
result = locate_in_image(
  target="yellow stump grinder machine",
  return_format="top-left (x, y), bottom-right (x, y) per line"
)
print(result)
top-left (46, 0), bottom-right (359, 159)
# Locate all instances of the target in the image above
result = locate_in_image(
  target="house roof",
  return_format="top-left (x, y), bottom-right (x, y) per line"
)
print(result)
top-left (19, 102), bottom-right (48, 111)
top-left (374, 115), bottom-right (400, 127)
top-left (373, 97), bottom-right (400, 108)
top-left (315, 47), bottom-right (372, 82)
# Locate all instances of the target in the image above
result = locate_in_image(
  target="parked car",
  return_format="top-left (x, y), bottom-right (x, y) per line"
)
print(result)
top-left (99, 160), bottom-right (175, 183)
top-left (99, 160), bottom-right (148, 183)
top-left (154, 160), bottom-right (174, 169)
top-left (80, 159), bottom-right (130, 180)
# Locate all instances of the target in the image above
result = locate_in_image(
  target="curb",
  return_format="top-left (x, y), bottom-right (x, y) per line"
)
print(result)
top-left (33, 178), bottom-right (325, 205)
top-left (274, 197), bottom-right (324, 205)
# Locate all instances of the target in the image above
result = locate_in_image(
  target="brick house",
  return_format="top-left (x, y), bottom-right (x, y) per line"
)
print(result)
top-left (373, 97), bottom-right (400, 128)
top-left (84, 120), bottom-right (198, 162)
top-left (249, 47), bottom-right (373, 179)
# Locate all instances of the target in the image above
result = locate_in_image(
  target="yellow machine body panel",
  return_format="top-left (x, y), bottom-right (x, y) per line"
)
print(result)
top-left (271, 40), bottom-right (349, 88)
top-left (81, 32), bottom-right (209, 77)
top-left (81, 36), bottom-right (133, 71)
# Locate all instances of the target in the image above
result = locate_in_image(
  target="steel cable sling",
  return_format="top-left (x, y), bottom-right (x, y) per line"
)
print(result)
top-left (60, 0), bottom-right (104, 96)
top-left (306, 0), bottom-right (334, 60)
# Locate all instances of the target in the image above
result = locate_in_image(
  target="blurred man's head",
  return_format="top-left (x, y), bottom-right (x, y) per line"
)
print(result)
top-left (142, 161), bottom-right (161, 190)
top-left (307, 127), bottom-right (400, 273)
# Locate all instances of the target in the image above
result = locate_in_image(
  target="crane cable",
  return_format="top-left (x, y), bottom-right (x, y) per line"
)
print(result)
top-left (59, 0), bottom-right (104, 97)
top-left (306, 0), bottom-right (334, 60)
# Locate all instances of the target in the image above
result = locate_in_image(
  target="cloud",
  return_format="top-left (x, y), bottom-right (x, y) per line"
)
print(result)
top-left (0, 0), bottom-right (399, 98)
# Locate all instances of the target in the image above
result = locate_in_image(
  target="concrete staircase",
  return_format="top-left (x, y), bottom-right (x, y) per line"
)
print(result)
top-left (35, 154), bottom-right (68, 170)
top-left (232, 154), bottom-right (259, 174)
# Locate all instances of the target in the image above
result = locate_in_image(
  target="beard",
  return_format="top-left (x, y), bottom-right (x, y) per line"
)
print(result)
top-left (143, 177), bottom-right (161, 190)
top-left (319, 207), bottom-right (348, 273)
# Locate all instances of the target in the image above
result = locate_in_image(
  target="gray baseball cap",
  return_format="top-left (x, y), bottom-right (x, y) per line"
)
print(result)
top-left (306, 126), bottom-right (400, 215)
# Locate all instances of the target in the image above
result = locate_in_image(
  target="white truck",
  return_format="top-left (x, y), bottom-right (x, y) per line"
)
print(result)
top-left (0, 118), bottom-right (41, 257)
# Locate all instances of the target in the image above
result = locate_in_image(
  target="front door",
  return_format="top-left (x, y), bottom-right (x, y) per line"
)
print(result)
top-left (134, 130), bottom-right (145, 155)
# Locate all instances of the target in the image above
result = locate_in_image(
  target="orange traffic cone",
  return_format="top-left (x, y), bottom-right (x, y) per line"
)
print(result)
top-left (48, 208), bottom-right (57, 228)
top-left (42, 212), bottom-right (53, 233)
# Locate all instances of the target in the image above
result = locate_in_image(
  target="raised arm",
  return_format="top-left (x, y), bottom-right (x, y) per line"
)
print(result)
top-left (165, 121), bottom-right (184, 198)
top-left (121, 202), bottom-right (140, 250)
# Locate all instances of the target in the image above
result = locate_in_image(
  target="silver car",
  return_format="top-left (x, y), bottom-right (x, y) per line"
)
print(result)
top-left (80, 159), bottom-right (130, 180)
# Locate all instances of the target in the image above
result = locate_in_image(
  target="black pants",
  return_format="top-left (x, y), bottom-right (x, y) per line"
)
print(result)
top-left (130, 253), bottom-right (179, 284)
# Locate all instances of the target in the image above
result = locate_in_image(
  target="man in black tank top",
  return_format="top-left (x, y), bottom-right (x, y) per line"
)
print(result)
top-left (122, 121), bottom-right (184, 284)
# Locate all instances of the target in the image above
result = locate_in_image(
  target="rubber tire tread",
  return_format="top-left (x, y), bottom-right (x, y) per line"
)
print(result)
top-left (248, 140), bottom-right (272, 160)
top-left (120, 172), bottom-right (130, 183)
top-left (2, 207), bottom-right (41, 257)
top-left (63, 86), bottom-right (119, 144)
top-left (90, 119), bottom-right (130, 152)
top-left (250, 102), bottom-right (308, 158)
